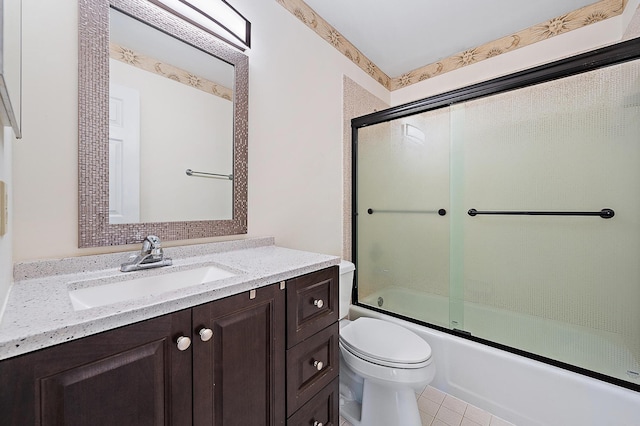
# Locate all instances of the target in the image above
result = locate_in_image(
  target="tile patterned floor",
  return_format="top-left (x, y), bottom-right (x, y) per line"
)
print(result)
top-left (340, 385), bottom-right (516, 426)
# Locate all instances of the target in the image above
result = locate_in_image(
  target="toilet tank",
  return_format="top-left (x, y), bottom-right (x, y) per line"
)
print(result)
top-left (339, 260), bottom-right (356, 318)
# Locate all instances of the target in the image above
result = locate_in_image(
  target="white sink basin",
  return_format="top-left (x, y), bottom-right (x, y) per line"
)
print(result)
top-left (69, 266), bottom-right (237, 311)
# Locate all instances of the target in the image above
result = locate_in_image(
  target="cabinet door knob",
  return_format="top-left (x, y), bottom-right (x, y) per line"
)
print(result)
top-left (313, 421), bottom-right (323, 426)
top-left (176, 336), bottom-right (191, 351)
top-left (313, 299), bottom-right (324, 308)
top-left (313, 360), bottom-right (324, 370)
top-left (198, 328), bottom-right (213, 342)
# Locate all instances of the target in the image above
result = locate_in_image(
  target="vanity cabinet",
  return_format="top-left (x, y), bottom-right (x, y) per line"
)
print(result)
top-left (285, 266), bottom-right (340, 426)
top-left (0, 308), bottom-right (194, 425)
top-left (0, 266), bottom-right (339, 426)
top-left (0, 284), bottom-right (284, 426)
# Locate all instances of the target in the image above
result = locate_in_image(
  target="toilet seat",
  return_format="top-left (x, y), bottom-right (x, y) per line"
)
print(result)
top-left (340, 317), bottom-right (432, 369)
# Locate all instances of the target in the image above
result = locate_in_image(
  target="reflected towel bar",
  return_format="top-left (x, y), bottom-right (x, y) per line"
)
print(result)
top-left (467, 208), bottom-right (615, 219)
top-left (367, 208), bottom-right (447, 216)
top-left (185, 169), bottom-right (233, 180)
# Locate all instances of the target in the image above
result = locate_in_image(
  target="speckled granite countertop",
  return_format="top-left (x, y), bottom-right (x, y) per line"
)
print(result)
top-left (0, 237), bottom-right (340, 361)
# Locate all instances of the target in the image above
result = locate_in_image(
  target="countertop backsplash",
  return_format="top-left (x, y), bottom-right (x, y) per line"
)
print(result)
top-left (13, 237), bottom-right (276, 281)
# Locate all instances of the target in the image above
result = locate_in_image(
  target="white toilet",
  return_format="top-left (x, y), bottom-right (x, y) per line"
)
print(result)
top-left (338, 260), bottom-right (435, 426)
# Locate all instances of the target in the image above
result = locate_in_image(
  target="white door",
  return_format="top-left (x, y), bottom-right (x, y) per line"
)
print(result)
top-left (109, 83), bottom-right (141, 224)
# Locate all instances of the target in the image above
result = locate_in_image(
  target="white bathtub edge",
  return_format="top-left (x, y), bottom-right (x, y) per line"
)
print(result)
top-left (349, 305), bottom-right (640, 426)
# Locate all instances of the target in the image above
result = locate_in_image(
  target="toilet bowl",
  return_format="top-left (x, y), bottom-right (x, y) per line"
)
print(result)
top-left (338, 261), bottom-right (435, 426)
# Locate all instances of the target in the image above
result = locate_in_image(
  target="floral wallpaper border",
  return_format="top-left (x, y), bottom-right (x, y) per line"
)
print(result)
top-left (277, 0), bottom-right (628, 91)
top-left (110, 42), bottom-right (233, 101)
top-left (276, 0), bottom-right (392, 89)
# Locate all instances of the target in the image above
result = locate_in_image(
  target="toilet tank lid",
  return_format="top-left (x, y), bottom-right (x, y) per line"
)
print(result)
top-left (339, 260), bottom-right (355, 274)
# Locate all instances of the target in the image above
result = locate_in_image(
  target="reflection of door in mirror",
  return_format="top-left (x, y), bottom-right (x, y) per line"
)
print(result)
top-left (109, 84), bottom-right (141, 224)
top-left (108, 7), bottom-right (235, 224)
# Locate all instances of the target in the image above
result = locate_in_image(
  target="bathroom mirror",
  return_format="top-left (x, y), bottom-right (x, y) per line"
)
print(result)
top-left (78, 0), bottom-right (248, 248)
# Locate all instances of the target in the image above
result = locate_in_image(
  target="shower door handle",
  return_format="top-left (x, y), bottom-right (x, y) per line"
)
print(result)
top-left (467, 208), bottom-right (614, 218)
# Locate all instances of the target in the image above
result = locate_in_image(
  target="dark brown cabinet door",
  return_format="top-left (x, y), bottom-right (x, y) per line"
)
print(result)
top-left (0, 309), bottom-right (193, 426)
top-left (192, 285), bottom-right (286, 426)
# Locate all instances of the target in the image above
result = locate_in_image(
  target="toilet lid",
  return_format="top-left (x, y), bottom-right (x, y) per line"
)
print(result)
top-left (340, 317), bottom-right (432, 368)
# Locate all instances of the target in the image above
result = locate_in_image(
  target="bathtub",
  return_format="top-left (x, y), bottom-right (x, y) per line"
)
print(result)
top-left (350, 288), bottom-right (640, 426)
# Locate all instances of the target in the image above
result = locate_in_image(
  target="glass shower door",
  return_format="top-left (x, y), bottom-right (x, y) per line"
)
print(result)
top-left (450, 59), bottom-right (640, 382)
top-left (355, 109), bottom-right (451, 328)
top-left (353, 43), bottom-right (640, 389)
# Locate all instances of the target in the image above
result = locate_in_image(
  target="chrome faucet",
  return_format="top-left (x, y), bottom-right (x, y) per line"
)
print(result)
top-left (121, 235), bottom-right (173, 272)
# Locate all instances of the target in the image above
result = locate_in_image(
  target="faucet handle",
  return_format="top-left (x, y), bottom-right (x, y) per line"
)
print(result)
top-left (142, 235), bottom-right (162, 255)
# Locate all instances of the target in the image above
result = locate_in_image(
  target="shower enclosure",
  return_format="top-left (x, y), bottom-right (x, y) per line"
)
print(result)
top-left (352, 38), bottom-right (640, 391)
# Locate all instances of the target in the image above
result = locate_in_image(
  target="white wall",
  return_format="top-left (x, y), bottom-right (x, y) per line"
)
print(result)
top-left (236, 0), bottom-right (389, 256)
top-left (13, 0), bottom-right (79, 261)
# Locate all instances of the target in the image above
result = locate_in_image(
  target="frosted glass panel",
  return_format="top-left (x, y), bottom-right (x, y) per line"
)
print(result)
top-left (454, 59), bottom-right (640, 382)
top-left (354, 54), bottom-right (640, 387)
top-left (356, 110), bottom-right (451, 327)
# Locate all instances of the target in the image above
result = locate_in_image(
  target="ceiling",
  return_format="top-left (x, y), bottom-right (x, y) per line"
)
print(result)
top-left (281, 0), bottom-right (629, 89)
top-left (303, 0), bottom-right (599, 77)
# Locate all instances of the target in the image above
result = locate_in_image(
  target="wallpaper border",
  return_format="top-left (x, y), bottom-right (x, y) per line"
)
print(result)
top-left (277, 0), bottom-right (627, 91)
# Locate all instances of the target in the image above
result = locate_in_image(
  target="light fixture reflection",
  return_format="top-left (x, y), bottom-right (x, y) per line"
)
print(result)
top-left (148, 0), bottom-right (250, 51)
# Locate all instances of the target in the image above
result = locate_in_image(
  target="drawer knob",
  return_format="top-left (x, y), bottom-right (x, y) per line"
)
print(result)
top-left (313, 299), bottom-right (324, 309)
top-left (313, 360), bottom-right (324, 370)
top-left (313, 421), bottom-right (323, 426)
top-left (198, 328), bottom-right (213, 342)
top-left (176, 336), bottom-right (191, 351)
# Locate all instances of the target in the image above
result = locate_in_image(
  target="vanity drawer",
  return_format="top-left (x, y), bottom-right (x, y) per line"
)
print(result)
top-left (287, 377), bottom-right (339, 426)
top-left (286, 323), bottom-right (339, 416)
top-left (286, 266), bottom-right (338, 348)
